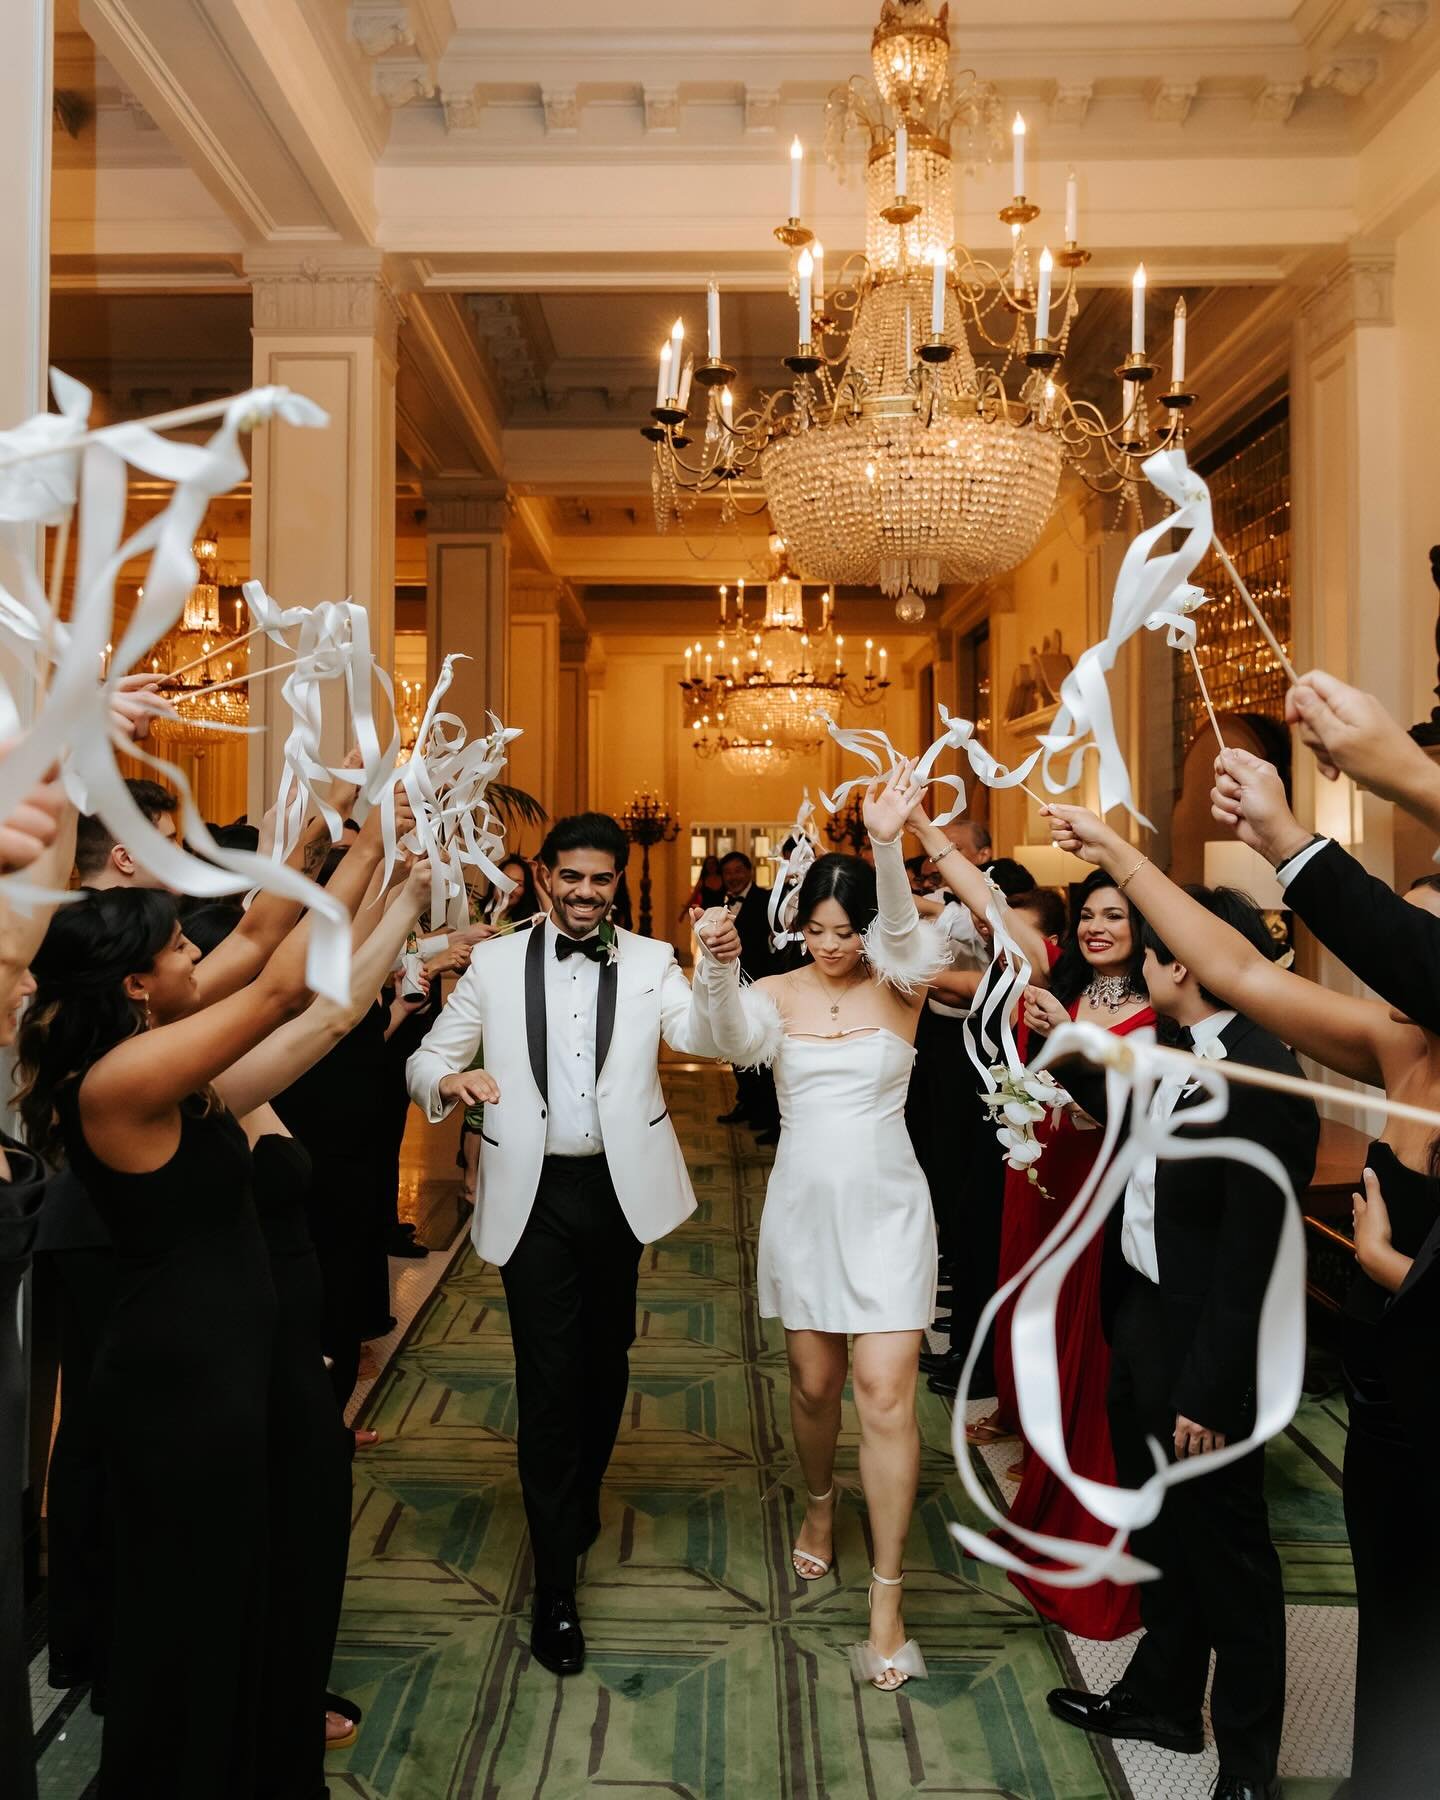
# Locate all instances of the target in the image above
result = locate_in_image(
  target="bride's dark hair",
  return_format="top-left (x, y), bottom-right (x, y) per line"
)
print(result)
top-left (16, 887), bottom-right (181, 1163)
top-left (793, 852), bottom-right (878, 937)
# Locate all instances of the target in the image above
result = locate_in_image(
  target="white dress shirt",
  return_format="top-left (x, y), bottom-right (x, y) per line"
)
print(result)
top-left (1275, 836), bottom-right (1329, 887)
top-left (543, 918), bottom-right (605, 1156)
top-left (1120, 1009), bottom-right (1236, 1282)
top-left (928, 900), bottom-right (989, 1020)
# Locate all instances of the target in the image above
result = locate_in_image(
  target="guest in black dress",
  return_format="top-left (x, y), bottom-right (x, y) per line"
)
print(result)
top-left (18, 888), bottom-right (317, 1799)
top-left (1, 976), bottom-right (47, 1800)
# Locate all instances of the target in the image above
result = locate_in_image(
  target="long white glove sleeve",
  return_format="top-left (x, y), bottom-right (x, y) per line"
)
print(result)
top-left (862, 834), bottom-right (954, 993)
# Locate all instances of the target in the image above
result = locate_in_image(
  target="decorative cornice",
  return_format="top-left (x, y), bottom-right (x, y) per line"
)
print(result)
top-left (441, 88), bottom-right (480, 131)
top-left (744, 85), bottom-right (780, 134)
top-left (245, 250), bottom-right (406, 359)
top-left (373, 60), bottom-right (436, 108)
top-left (1356, 3), bottom-right (1429, 41)
top-left (1255, 79), bottom-right (1305, 123)
top-left (1151, 78), bottom-right (1199, 124)
top-left (348, 3), bottom-right (414, 58)
top-left (1300, 243), bottom-right (1395, 355)
top-left (542, 87), bottom-right (579, 134)
top-left (1311, 53), bottom-right (1381, 96)
top-left (1050, 79), bottom-right (1093, 126)
top-left (643, 85), bottom-right (680, 134)
top-left (466, 295), bottom-right (546, 408)
top-left (422, 476), bottom-right (512, 535)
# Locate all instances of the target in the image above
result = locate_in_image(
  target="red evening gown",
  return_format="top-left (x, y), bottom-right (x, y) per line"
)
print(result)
top-left (991, 1002), bottom-right (1153, 1640)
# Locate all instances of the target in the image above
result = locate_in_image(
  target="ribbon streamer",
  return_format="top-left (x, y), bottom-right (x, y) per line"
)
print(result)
top-left (767, 790), bottom-right (820, 950)
top-left (948, 1020), bottom-right (1306, 1587)
top-left (1039, 450), bottom-right (1215, 827)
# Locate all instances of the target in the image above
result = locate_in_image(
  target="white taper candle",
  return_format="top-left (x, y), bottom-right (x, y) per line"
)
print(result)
top-left (895, 123), bottom-right (908, 195)
top-left (789, 136), bottom-right (803, 218)
top-left (930, 247), bottom-right (946, 334)
top-left (1065, 168), bottom-right (1078, 242)
top-left (1172, 296), bottom-right (1188, 388)
top-left (797, 248), bottom-right (813, 341)
top-left (1036, 246), bottom-right (1054, 341)
top-left (707, 281), bottom-right (720, 359)
top-left (1131, 264), bottom-right (1146, 356)
top-left (1012, 113), bottom-right (1026, 197)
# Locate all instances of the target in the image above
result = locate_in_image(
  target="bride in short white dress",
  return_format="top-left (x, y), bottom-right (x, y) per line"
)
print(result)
top-left (694, 763), bottom-right (966, 1693)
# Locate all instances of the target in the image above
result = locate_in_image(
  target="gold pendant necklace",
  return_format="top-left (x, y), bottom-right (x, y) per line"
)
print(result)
top-left (813, 968), bottom-right (861, 1031)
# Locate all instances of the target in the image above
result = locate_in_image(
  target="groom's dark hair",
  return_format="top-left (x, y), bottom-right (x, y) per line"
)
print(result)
top-left (538, 812), bottom-right (630, 873)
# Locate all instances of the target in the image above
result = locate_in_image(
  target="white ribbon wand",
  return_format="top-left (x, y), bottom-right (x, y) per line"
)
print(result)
top-left (767, 790), bottom-right (821, 950)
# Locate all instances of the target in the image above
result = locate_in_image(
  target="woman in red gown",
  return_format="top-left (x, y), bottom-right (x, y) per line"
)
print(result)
top-left (973, 869), bottom-right (1154, 1640)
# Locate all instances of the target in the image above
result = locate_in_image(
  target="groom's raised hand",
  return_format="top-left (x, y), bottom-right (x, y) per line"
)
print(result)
top-left (691, 904), bottom-right (742, 963)
top-left (439, 1068), bottom-right (500, 1108)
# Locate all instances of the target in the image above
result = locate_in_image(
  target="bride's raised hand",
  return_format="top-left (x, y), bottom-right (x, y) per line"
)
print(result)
top-left (862, 757), bottom-right (925, 844)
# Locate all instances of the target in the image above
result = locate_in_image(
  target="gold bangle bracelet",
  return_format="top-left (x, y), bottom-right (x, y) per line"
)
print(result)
top-left (1117, 855), bottom-right (1151, 892)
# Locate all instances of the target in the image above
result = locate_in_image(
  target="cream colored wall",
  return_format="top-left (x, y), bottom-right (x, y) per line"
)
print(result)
top-left (589, 633), bottom-right (922, 959)
top-left (988, 488), bottom-right (1107, 860)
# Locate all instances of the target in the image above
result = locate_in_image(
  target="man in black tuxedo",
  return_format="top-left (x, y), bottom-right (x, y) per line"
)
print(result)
top-left (712, 851), bottom-right (780, 1143)
top-left (1046, 886), bottom-right (1319, 1800)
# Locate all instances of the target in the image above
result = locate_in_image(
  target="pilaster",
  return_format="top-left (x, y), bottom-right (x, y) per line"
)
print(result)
top-left (424, 476), bottom-right (510, 744)
top-left (246, 248), bottom-right (402, 817)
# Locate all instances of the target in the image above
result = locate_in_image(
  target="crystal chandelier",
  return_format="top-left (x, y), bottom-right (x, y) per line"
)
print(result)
top-left (643, 0), bottom-right (1198, 597)
top-left (146, 528), bottom-right (252, 746)
top-left (680, 540), bottom-right (890, 765)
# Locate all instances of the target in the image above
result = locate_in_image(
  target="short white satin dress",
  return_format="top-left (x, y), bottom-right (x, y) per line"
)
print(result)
top-left (757, 1025), bottom-right (939, 1333)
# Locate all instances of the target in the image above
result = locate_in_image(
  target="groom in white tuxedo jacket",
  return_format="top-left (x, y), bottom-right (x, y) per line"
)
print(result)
top-left (407, 811), bottom-right (741, 1676)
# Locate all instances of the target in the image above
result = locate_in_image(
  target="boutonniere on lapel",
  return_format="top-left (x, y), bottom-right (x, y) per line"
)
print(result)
top-left (597, 919), bottom-right (620, 967)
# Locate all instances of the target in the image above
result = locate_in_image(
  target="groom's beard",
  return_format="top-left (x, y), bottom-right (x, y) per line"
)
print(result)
top-left (550, 892), bottom-right (613, 939)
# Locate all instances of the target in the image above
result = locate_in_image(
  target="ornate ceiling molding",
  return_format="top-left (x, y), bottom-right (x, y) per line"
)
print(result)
top-left (465, 295), bottom-right (547, 411)
top-left (1151, 79), bottom-right (1199, 125)
top-left (1255, 80), bottom-right (1305, 124)
top-left (1356, 3), bottom-right (1429, 41)
top-left (245, 249), bottom-right (407, 360)
top-left (1300, 243), bottom-right (1395, 355)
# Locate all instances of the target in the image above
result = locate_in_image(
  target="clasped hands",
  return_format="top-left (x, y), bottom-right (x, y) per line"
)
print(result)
top-left (690, 904), bottom-right (743, 964)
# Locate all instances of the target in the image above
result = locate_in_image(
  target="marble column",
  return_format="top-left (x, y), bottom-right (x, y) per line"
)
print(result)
top-left (557, 625), bottom-right (590, 822)
top-left (423, 478), bottom-right (510, 741)
top-left (244, 248), bottom-right (402, 818)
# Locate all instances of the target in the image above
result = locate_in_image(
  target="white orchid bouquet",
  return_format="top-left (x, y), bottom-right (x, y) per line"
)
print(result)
top-left (980, 1064), bottom-right (1068, 1191)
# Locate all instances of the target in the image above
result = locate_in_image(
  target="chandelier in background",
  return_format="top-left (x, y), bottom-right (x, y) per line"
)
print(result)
top-left (146, 529), bottom-right (253, 746)
top-left (680, 539), bottom-right (890, 773)
top-left (643, 0), bottom-right (1197, 598)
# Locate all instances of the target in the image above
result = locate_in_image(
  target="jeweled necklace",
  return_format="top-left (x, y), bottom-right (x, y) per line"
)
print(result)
top-left (1084, 972), bottom-right (1135, 1013)
top-left (809, 966), bottom-right (867, 1031)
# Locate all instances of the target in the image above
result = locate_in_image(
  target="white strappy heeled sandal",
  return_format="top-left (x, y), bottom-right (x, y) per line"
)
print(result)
top-left (849, 1569), bottom-right (928, 1691)
top-left (791, 1487), bottom-right (835, 1581)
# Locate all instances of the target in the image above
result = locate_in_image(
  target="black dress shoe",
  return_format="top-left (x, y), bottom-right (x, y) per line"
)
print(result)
top-left (1213, 1776), bottom-right (1280, 1800)
top-left (1045, 1683), bottom-right (1203, 1754)
top-left (930, 1313), bottom-right (954, 1335)
top-left (919, 1344), bottom-right (965, 1377)
top-left (716, 1106), bottom-right (749, 1125)
top-left (530, 1589), bottom-right (586, 1675)
top-left (754, 1128), bottom-right (780, 1147)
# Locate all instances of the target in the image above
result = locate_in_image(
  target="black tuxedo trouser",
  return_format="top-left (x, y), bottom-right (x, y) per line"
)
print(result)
top-left (500, 1154), bottom-right (643, 1594)
top-left (1109, 1281), bottom-right (1286, 1782)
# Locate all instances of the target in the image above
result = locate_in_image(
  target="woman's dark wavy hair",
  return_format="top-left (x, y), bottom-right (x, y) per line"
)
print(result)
top-left (793, 852), bottom-right (878, 938)
top-left (16, 888), bottom-right (181, 1164)
top-left (498, 854), bottom-right (541, 921)
top-left (1047, 868), bottom-right (1148, 1009)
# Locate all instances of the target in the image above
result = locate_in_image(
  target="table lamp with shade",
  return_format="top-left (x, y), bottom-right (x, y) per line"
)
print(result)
top-left (1013, 843), bottom-right (1095, 889)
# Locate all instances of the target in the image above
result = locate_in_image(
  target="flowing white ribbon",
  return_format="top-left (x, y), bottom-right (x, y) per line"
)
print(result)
top-left (820, 720), bottom-right (970, 828)
top-left (767, 790), bottom-right (820, 950)
top-left (0, 381), bottom-right (356, 1001)
top-left (1039, 450), bottom-right (1214, 827)
top-left (397, 654), bottom-right (522, 931)
top-left (948, 1020), bottom-right (1305, 1587)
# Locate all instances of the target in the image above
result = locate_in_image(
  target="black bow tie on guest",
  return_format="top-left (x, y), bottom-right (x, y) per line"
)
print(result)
top-left (555, 932), bottom-right (606, 963)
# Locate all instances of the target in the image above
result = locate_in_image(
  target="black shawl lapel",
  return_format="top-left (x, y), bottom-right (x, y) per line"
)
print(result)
top-left (595, 951), bottom-right (618, 1079)
top-left (525, 919), bottom-right (549, 1104)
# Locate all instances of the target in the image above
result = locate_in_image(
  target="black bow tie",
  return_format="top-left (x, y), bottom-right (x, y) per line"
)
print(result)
top-left (555, 932), bottom-right (606, 963)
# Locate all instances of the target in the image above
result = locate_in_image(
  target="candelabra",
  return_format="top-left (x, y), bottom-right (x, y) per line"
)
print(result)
top-left (619, 790), bottom-right (681, 938)
top-left (641, 0), bottom-right (1198, 598)
top-left (824, 793), bottom-right (870, 854)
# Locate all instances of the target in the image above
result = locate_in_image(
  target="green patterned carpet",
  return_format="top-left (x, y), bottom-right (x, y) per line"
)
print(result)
top-left (26, 1065), bottom-right (1355, 1799)
top-left (327, 1066), bottom-right (1124, 1800)
top-left (323, 1064), bottom-right (1354, 1800)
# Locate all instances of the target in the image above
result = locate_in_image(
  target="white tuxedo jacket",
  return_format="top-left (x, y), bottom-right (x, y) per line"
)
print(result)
top-left (406, 919), bottom-right (721, 1266)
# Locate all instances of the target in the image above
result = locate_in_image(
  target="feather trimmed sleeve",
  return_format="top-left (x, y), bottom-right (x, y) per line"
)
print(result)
top-left (696, 949), bottom-right (786, 1069)
top-left (861, 835), bottom-right (955, 995)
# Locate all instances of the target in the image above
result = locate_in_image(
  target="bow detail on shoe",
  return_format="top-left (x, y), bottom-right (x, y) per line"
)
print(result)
top-left (848, 1638), bottom-right (929, 1687)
